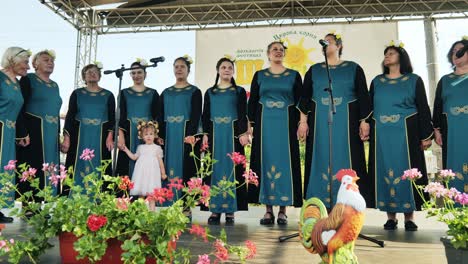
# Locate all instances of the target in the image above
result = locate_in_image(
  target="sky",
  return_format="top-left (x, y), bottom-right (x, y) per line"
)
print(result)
top-left (0, 0), bottom-right (466, 114)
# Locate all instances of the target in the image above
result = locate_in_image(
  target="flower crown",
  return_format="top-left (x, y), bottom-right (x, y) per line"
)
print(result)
top-left (44, 49), bottom-right (56, 59)
top-left (135, 58), bottom-right (148, 66)
top-left (328, 30), bottom-right (342, 40)
top-left (182, 55), bottom-right (193, 64)
top-left (387, 40), bottom-right (405, 49)
top-left (462, 35), bottom-right (468, 41)
top-left (93, 61), bottom-right (103, 69)
top-left (223, 54), bottom-right (236, 62)
top-left (137, 120), bottom-right (159, 137)
top-left (278, 38), bottom-right (289, 49)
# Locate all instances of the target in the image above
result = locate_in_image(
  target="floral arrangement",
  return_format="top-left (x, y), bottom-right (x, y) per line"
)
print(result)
top-left (278, 38), bottom-right (289, 49)
top-left (328, 30), bottom-right (342, 40)
top-left (402, 168), bottom-right (468, 249)
top-left (223, 54), bottom-right (236, 62)
top-left (93, 61), bottom-right (103, 69)
top-left (182, 55), bottom-right (193, 64)
top-left (44, 49), bottom-right (56, 59)
top-left (135, 58), bottom-right (148, 66)
top-left (387, 40), bottom-right (405, 49)
top-left (0, 142), bottom-right (257, 263)
top-left (462, 35), bottom-right (468, 41)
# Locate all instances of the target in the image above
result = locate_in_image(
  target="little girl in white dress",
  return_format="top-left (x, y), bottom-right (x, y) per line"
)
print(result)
top-left (122, 121), bottom-right (166, 211)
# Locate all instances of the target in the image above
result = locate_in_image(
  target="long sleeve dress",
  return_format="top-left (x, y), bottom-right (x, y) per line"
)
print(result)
top-left (202, 85), bottom-right (249, 213)
top-left (116, 87), bottom-right (159, 177)
top-left (158, 85), bottom-right (202, 205)
top-left (0, 71), bottom-right (24, 206)
top-left (369, 73), bottom-right (433, 212)
top-left (16, 73), bottom-right (62, 197)
top-left (301, 61), bottom-right (372, 208)
top-left (433, 72), bottom-right (468, 194)
top-left (63, 88), bottom-right (115, 195)
top-left (247, 68), bottom-right (304, 207)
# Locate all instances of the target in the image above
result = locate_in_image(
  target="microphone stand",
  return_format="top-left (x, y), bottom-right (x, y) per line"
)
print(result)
top-left (278, 45), bottom-right (384, 248)
top-left (106, 62), bottom-right (162, 176)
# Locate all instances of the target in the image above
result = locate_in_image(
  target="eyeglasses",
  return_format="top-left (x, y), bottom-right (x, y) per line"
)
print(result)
top-left (86, 69), bottom-right (100, 75)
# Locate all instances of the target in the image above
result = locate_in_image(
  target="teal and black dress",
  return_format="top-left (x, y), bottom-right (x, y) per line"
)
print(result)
top-left (433, 72), bottom-right (468, 194)
top-left (0, 72), bottom-right (24, 206)
top-left (158, 85), bottom-right (202, 205)
top-left (247, 68), bottom-right (304, 207)
top-left (116, 87), bottom-right (159, 177)
top-left (202, 86), bottom-right (249, 213)
top-left (369, 73), bottom-right (432, 212)
top-left (63, 88), bottom-right (115, 194)
top-left (301, 61), bottom-right (371, 208)
top-left (16, 73), bottom-right (62, 197)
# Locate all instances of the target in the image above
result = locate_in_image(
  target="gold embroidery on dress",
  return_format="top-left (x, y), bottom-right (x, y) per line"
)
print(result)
top-left (214, 117), bottom-right (232, 124)
top-left (266, 101), bottom-right (285, 108)
top-left (45, 115), bottom-right (59, 124)
top-left (463, 164), bottom-right (468, 174)
top-left (6, 120), bottom-right (15, 129)
top-left (267, 165), bottom-right (281, 190)
top-left (450, 105), bottom-right (468, 115)
top-left (82, 118), bottom-right (101, 125)
top-left (321, 97), bottom-right (342, 106)
top-left (132, 117), bottom-right (148, 124)
top-left (167, 115), bottom-right (184, 123)
top-left (380, 114), bottom-right (401, 124)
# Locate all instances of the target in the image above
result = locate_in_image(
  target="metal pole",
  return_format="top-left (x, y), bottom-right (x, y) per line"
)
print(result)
top-left (423, 16), bottom-right (439, 107)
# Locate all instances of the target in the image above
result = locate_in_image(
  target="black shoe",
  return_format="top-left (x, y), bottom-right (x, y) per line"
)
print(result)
top-left (404, 220), bottom-right (418, 231)
top-left (383, 219), bottom-right (398, 230)
top-left (208, 214), bottom-right (221, 225)
top-left (225, 213), bottom-right (235, 225)
top-left (260, 211), bottom-right (275, 225)
top-left (0, 215), bottom-right (14, 223)
top-left (277, 212), bottom-right (288, 225)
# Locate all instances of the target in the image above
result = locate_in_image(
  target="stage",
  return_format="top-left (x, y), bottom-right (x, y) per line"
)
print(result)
top-left (1, 206), bottom-right (448, 263)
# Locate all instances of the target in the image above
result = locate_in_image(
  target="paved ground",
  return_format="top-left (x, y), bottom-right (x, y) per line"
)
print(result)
top-left (0, 206), bottom-right (450, 264)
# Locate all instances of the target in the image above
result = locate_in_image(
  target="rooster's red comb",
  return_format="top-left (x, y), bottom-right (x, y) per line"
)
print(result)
top-left (336, 169), bottom-right (357, 182)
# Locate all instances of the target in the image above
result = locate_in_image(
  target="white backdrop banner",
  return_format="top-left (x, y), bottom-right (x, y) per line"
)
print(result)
top-left (195, 22), bottom-right (398, 92)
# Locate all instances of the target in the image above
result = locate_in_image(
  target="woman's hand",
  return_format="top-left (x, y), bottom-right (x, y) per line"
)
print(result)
top-left (106, 133), bottom-right (114, 151)
top-left (297, 122), bottom-right (309, 142)
top-left (420, 139), bottom-right (432, 151)
top-left (359, 121), bottom-right (370, 141)
top-left (61, 134), bottom-right (70, 153)
top-left (239, 134), bottom-right (250, 146)
top-left (434, 129), bottom-right (443, 146)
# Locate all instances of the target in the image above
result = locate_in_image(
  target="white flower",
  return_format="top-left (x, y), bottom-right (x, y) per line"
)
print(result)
top-left (94, 61), bottom-right (103, 69)
top-left (136, 58), bottom-right (148, 66)
top-left (46, 49), bottom-right (56, 59)
top-left (182, 54), bottom-right (193, 64)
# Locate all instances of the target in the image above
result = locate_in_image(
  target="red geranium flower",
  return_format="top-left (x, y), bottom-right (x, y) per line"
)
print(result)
top-left (87, 214), bottom-right (108, 232)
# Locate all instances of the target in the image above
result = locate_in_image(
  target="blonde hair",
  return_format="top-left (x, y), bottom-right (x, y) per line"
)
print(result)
top-left (32, 50), bottom-right (55, 70)
top-left (137, 120), bottom-right (159, 139)
top-left (1, 47), bottom-right (30, 69)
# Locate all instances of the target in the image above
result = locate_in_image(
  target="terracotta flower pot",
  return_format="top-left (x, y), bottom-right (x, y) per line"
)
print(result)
top-left (59, 232), bottom-right (172, 264)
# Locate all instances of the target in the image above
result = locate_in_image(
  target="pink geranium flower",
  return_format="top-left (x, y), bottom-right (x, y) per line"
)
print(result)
top-left (214, 239), bottom-right (229, 261)
top-left (243, 169), bottom-right (259, 187)
top-left (401, 168), bottom-right (422, 180)
top-left (227, 152), bottom-right (246, 167)
top-left (80, 148), bottom-right (95, 161)
top-left (189, 224), bottom-right (208, 242)
top-left (197, 254), bottom-right (211, 264)
top-left (3, 160), bottom-right (16, 171)
top-left (167, 178), bottom-right (184, 190)
top-left (245, 240), bottom-right (257, 259)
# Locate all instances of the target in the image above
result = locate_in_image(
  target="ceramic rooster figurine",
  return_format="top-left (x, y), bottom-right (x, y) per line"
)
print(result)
top-left (299, 169), bottom-right (366, 264)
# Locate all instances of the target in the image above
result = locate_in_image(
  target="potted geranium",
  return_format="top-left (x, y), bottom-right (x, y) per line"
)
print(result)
top-left (0, 145), bottom-right (257, 264)
top-left (402, 168), bottom-right (467, 264)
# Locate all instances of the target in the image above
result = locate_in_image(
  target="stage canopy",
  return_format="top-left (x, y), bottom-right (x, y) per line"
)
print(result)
top-left (39, 0), bottom-right (468, 91)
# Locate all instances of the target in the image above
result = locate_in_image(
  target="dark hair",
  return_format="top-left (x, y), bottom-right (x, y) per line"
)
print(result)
top-left (173, 57), bottom-right (191, 72)
top-left (131, 61), bottom-right (146, 73)
top-left (267, 41), bottom-right (287, 52)
top-left (325, 33), bottom-right (343, 57)
top-left (447, 39), bottom-right (468, 67)
top-left (81, 64), bottom-right (101, 83)
top-left (213, 57), bottom-right (237, 89)
top-left (382, 46), bottom-right (413, 74)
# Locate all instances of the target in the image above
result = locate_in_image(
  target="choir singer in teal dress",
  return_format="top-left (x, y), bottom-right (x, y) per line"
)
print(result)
top-left (158, 56), bottom-right (202, 214)
top-left (0, 47), bottom-right (30, 223)
top-left (369, 41), bottom-right (433, 231)
top-left (16, 50), bottom-right (62, 201)
top-left (201, 56), bottom-right (250, 225)
top-left (116, 60), bottom-right (159, 177)
top-left (61, 64), bottom-right (115, 195)
top-left (302, 32), bottom-right (372, 209)
top-left (248, 41), bottom-right (308, 225)
top-left (433, 37), bottom-right (468, 195)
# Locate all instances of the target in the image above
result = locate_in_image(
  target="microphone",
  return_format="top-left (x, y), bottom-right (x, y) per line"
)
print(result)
top-left (149, 56), bottom-right (165, 63)
top-left (319, 39), bottom-right (329, 47)
top-left (455, 46), bottom-right (467, 58)
top-left (103, 70), bottom-right (114, 75)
